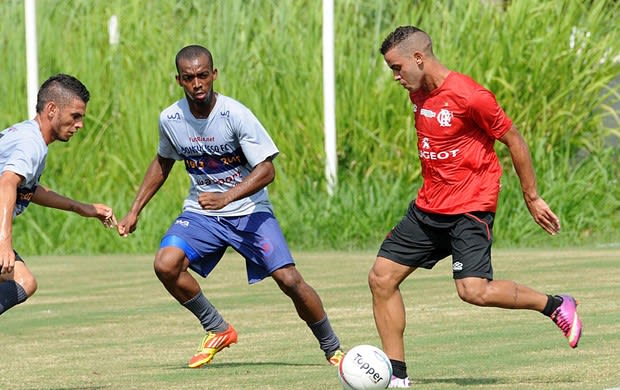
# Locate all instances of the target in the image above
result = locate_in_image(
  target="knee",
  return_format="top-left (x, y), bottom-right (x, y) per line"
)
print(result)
top-left (153, 250), bottom-right (184, 280)
top-left (368, 268), bottom-right (395, 297)
top-left (12, 265), bottom-right (37, 297)
top-left (368, 268), bottom-right (381, 292)
top-left (456, 283), bottom-right (488, 306)
top-left (273, 266), bottom-right (304, 297)
top-left (21, 275), bottom-right (38, 297)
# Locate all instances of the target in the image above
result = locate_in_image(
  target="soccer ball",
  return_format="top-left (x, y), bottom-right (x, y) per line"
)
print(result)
top-left (338, 345), bottom-right (392, 390)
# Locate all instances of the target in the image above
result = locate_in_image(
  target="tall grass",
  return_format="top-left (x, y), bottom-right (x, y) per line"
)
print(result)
top-left (0, 0), bottom-right (618, 255)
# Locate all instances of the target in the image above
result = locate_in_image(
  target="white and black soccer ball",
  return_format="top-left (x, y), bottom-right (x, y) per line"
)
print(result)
top-left (338, 345), bottom-right (392, 390)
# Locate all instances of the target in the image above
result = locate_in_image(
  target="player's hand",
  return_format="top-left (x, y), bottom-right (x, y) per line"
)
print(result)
top-left (198, 192), bottom-right (229, 210)
top-left (117, 212), bottom-right (139, 237)
top-left (78, 203), bottom-right (116, 228)
top-left (0, 241), bottom-right (16, 275)
top-left (73, 202), bottom-right (116, 227)
top-left (93, 204), bottom-right (117, 228)
top-left (525, 196), bottom-right (561, 235)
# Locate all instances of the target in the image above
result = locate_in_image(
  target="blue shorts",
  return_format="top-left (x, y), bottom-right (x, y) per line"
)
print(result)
top-left (160, 210), bottom-right (295, 284)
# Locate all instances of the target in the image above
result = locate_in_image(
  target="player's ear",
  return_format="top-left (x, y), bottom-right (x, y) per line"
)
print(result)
top-left (212, 68), bottom-right (218, 81)
top-left (413, 51), bottom-right (424, 65)
top-left (175, 74), bottom-right (182, 86)
top-left (46, 101), bottom-right (58, 119)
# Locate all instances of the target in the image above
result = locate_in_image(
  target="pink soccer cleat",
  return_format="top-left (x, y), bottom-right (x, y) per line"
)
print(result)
top-left (550, 294), bottom-right (582, 348)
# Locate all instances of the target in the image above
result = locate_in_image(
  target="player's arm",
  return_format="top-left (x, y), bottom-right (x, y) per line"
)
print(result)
top-left (498, 126), bottom-right (560, 235)
top-left (31, 185), bottom-right (116, 228)
top-left (0, 171), bottom-right (21, 274)
top-left (118, 154), bottom-right (175, 236)
top-left (198, 157), bottom-right (275, 210)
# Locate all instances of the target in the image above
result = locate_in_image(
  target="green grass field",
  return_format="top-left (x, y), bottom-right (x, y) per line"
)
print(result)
top-left (2, 248), bottom-right (619, 389)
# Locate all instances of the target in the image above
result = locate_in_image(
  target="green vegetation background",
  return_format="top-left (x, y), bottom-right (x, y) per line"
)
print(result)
top-left (1, 0), bottom-right (618, 255)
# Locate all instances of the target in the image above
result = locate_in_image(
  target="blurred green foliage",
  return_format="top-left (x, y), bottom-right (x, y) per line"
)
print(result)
top-left (1, 0), bottom-right (618, 254)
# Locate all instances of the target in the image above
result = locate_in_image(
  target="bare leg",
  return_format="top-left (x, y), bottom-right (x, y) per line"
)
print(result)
top-left (271, 264), bottom-right (326, 323)
top-left (368, 257), bottom-right (415, 361)
top-left (0, 261), bottom-right (37, 314)
top-left (454, 277), bottom-right (547, 311)
top-left (271, 264), bottom-right (341, 358)
top-left (153, 246), bottom-right (201, 303)
top-left (3, 261), bottom-right (38, 297)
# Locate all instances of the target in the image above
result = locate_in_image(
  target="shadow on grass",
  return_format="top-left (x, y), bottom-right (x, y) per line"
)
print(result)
top-left (162, 361), bottom-right (326, 370)
top-left (32, 387), bottom-right (110, 390)
top-left (413, 376), bottom-right (580, 386)
top-left (413, 377), bottom-right (501, 386)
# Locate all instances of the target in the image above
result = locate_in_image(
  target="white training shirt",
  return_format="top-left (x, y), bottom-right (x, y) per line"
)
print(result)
top-left (158, 94), bottom-right (279, 216)
top-left (0, 120), bottom-right (47, 216)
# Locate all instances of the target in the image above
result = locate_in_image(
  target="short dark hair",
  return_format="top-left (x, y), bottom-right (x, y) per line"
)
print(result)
top-left (175, 45), bottom-right (214, 73)
top-left (380, 26), bottom-right (431, 55)
top-left (36, 74), bottom-right (90, 113)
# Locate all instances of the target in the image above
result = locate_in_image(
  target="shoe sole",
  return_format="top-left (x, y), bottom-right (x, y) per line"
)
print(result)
top-left (188, 342), bottom-right (236, 368)
top-left (568, 298), bottom-right (582, 348)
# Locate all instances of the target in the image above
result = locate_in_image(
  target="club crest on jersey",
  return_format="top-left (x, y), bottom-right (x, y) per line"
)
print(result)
top-left (437, 109), bottom-right (453, 127)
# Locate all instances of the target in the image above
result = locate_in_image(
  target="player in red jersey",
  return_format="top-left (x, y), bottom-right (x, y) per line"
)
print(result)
top-left (368, 26), bottom-right (582, 388)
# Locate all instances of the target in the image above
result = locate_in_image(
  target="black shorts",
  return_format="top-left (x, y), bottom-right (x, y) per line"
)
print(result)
top-left (377, 202), bottom-right (495, 280)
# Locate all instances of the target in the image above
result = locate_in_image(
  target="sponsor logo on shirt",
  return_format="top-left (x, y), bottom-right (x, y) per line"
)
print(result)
top-left (189, 136), bottom-right (215, 143)
top-left (15, 187), bottom-right (36, 216)
top-left (418, 108), bottom-right (454, 127)
top-left (418, 138), bottom-right (459, 160)
top-left (167, 112), bottom-right (182, 121)
top-left (195, 171), bottom-right (242, 186)
top-left (180, 143), bottom-right (233, 155)
top-left (420, 108), bottom-right (435, 118)
top-left (184, 147), bottom-right (248, 175)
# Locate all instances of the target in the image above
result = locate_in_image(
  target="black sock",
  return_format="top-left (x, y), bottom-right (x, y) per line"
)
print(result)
top-left (542, 294), bottom-right (563, 317)
top-left (390, 359), bottom-right (408, 379)
top-left (0, 281), bottom-right (28, 315)
top-left (308, 316), bottom-right (341, 357)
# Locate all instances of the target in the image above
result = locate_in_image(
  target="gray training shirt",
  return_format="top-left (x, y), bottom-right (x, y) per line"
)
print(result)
top-left (0, 120), bottom-right (47, 216)
top-left (158, 94), bottom-right (279, 217)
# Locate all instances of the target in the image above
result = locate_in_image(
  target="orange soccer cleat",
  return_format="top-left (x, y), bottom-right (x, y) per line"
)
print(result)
top-left (188, 323), bottom-right (238, 368)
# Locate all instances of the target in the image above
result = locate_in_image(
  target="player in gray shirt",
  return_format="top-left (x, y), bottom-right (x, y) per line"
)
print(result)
top-left (117, 45), bottom-right (344, 367)
top-left (0, 74), bottom-right (117, 316)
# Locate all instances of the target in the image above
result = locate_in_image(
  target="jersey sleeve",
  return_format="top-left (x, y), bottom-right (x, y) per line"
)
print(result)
top-left (468, 89), bottom-right (512, 139)
top-left (157, 119), bottom-right (182, 160)
top-left (2, 138), bottom-right (44, 184)
top-left (235, 107), bottom-right (279, 167)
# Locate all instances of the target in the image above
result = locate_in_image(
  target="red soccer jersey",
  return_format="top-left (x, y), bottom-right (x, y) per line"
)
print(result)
top-left (409, 72), bottom-right (512, 214)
